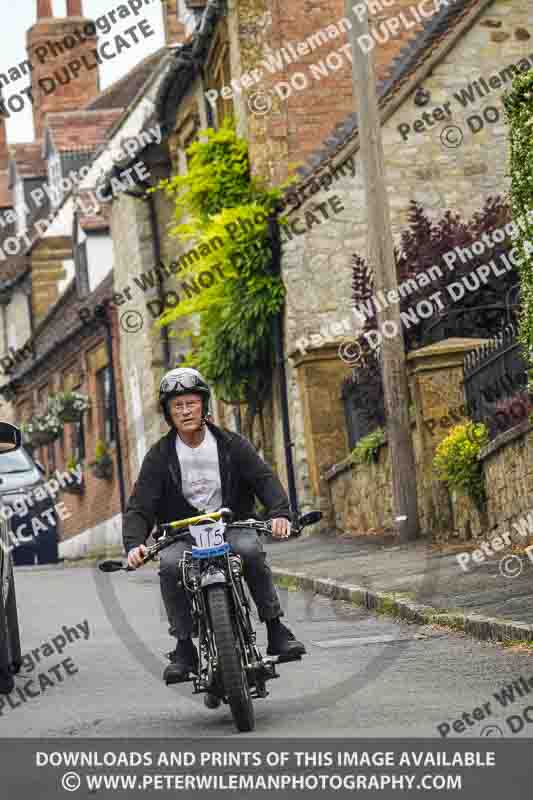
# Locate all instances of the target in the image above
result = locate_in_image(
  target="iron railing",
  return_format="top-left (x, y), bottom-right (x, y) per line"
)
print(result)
top-left (464, 323), bottom-right (529, 438)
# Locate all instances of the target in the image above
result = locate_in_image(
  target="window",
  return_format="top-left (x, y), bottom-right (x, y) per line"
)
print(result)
top-left (176, 114), bottom-right (200, 174)
top-left (209, 41), bottom-right (233, 129)
top-left (47, 440), bottom-right (56, 473)
top-left (96, 366), bottom-right (115, 444)
top-left (37, 383), bottom-right (48, 413)
top-left (70, 417), bottom-right (85, 462)
top-left (48, 152), bottom-right (63, 208)
top-left (15, 179), bottom-right (26, 235)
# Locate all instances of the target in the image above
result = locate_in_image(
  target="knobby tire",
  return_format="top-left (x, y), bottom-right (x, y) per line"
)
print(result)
top-left (207, 585), bottom-right (255, 732)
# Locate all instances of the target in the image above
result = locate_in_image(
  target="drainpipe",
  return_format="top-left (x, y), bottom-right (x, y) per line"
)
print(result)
top-left (146, 191), bottom-right (171, 368)
top-left (268, 215), bottom-right (299, 517)
top-left (95, 306), bottom-right (127, 515)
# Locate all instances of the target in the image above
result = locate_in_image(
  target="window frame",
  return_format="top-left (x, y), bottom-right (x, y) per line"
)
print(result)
top-left (96, 366), bottom-right (115, 445)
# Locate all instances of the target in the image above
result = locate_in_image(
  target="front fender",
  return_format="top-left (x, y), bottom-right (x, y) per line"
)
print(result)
top-left (201, 569), bottom-right (227, 589)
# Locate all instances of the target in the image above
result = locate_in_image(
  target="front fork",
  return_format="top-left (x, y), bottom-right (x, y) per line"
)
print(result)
top-left (179, 554), bottom-right (275, 699)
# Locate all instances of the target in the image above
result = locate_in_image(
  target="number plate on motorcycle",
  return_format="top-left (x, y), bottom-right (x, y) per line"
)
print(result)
top-left (189, 520), bottom-right (225, 549)
top-left (191, 543), bottom-right (230, 559)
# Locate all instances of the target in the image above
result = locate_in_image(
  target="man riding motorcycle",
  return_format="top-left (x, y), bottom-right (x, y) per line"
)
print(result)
top-left (123, 367), bottom-right (305, 684)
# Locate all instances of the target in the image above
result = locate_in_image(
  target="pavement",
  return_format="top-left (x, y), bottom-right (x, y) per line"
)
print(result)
top-left (6, 562), bottom-right (533, 739)
top-left (265, 529), bottom-right (533, 645)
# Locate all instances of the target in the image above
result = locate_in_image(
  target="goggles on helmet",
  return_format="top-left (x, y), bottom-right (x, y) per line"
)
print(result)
top-left (160, 373), bottom-right (208, 395)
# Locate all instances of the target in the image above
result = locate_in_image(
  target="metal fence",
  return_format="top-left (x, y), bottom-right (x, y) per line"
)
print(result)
top-left (464, 323), bottom-right (529, 438)
top-left (341, 359), bottom-right (386, 450)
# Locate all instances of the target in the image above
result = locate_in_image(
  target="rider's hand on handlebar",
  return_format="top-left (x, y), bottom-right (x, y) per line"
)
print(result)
top-left (127, 544), bottom-right (147, 570)
top-left (271, 518), bottom-right (291, 539)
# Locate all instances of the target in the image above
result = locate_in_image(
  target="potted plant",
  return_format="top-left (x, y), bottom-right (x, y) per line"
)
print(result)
top-left (89, 440), bottom-right (113, 481)
top-left (20, 412), bottom-right (62, 447)
top-left (49, 391), bottom-right (90, 424)
top-left (62, 456), bottom-right (84, 495)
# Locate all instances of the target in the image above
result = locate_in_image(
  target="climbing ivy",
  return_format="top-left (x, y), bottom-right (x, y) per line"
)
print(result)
top-left (504, 70), bottom-right (533, 365)
top-left (153, 118), bottom-right (289, 439)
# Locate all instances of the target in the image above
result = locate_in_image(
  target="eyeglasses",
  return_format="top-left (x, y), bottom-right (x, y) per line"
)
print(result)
top-left (172, 400), bottom-right (202, 414)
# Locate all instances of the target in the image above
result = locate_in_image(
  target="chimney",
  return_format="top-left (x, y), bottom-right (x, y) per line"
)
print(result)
top-left (27, 1), bottom-right (99, 140)
top-left (66, 0), bottom-right (83, 16)
top-left (162, 0), bottom-right (187, 44)
top-left (37, 0), bottom-right (53, 18)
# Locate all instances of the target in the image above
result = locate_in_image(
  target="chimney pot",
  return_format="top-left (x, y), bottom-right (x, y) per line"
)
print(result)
top-left (37, 0), bottom-right (53, 18)
top-left (66, 0), bottom-right (83, 15)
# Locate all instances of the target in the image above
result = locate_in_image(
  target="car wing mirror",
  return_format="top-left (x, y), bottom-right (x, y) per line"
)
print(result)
top-left (0, 422), bottom-right (21, 453)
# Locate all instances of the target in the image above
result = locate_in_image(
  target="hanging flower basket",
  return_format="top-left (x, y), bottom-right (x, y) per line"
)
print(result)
top-left (49, 392), bottom-right (90, 424)
top-left (63, 479), bottom-right (85, 494)
top-left (64, 467), bottom-right (85, 494)
top-left (21, 413), bottom-right (62, 448)
top-left (89, 441), bottom-right (113, 481)
top-left (90, 457), bottom-right (113, 481)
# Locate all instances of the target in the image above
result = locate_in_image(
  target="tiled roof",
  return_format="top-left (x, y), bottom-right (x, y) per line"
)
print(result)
top-left (294, 0), bottom-right (485, 183)
top-left (45, 110), bottom-right (123, 154)
top-left (86, 47), bottom-right (170, 112)
top-left (0, 217), bottom-right (29, 284)
top-left (9, 143), bottom-right (46, 179)
top-left (7, 271), bottom-right (114, 386)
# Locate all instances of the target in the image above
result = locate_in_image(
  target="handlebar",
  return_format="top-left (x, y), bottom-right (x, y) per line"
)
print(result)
top-left (98, 508), bottom-right (322, 574)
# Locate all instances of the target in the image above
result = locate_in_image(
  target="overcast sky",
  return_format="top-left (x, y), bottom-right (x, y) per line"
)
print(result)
top-left (3, 0), bottom-right (165, 143)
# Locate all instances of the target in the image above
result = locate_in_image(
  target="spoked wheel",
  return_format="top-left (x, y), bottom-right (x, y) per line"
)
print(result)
top-left (207, 585), bottom-right (255, 732)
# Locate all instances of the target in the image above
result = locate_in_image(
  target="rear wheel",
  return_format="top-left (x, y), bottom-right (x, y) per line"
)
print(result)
top-left (207, 585), bottom-right (255, 732)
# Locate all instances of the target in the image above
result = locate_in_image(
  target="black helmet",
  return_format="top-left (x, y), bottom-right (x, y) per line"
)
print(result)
top-left (159, 367), bottom-right (211, 425)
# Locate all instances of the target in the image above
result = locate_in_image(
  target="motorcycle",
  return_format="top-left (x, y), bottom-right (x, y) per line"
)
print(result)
top-left (99, 507), bottom-right (322, 732)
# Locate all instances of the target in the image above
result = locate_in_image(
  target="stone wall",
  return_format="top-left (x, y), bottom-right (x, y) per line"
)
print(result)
top-left (110, 190), bottom-right (169, 479)
top-left (279, 0), bottom-right (532, 515)
top-left (327, 391), bottom-right (533, 543)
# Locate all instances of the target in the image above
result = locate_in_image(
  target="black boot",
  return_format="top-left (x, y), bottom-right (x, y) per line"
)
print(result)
top-left (163, 638), bottom-right (199, 685)
top-left (266, 618), bottom-right (306, 658)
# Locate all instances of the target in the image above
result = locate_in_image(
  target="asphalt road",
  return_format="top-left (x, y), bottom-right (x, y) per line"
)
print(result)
top-left (2, 562), bottom-right (533, 739)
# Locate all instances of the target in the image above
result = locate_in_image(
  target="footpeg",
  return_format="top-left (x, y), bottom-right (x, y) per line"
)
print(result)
top-left (165, 673), bottom-right (194, 686)
top-left (264, 652), bottom-right (303, 664)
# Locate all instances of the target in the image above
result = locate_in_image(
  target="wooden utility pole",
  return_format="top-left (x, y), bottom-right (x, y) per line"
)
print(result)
top-left (344, 1), bottom-right (420, 542)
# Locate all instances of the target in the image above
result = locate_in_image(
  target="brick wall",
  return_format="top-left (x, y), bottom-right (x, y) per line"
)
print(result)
top-left (13, 309), bottom-right (131, 545)
top-left (232, 0), bottom-right (425, 186)
top-left (161, 0), bottom-right (187, 44)
top-left (27, 17), bottom-right (99, 139)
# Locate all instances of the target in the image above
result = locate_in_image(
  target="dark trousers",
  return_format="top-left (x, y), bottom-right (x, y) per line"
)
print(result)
top-left (158, 527), bottom-right (283, 639)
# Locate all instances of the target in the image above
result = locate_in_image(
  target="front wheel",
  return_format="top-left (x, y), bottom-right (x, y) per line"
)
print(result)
top-left (207, 585), bottom-right (255, 732)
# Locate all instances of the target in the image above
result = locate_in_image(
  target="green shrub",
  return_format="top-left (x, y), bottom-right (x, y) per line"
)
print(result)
top-left (349, 428), bottom-right (386, 465)
top-left (433, 422), bottom-right (488, 508)
top-left (504, 70), bottom-right (533, 368)
top-left (152, 117), bottom-right (294, 440)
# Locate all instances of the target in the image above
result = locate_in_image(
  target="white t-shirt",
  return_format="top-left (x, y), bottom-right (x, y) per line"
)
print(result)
top-left (175, 427), bottom-right (222, 512)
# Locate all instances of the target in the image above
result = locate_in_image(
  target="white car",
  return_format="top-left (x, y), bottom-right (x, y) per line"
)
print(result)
top-left (0, 423), bottom-right (23, 694)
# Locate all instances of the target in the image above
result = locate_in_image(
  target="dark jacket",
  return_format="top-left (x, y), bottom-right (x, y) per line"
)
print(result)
top-left (122, 421), bottom-right (291, 554)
